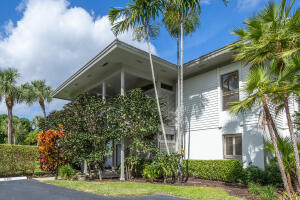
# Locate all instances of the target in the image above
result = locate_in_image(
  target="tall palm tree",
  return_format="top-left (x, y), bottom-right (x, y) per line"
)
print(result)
top-left (22, 80), bottom-right (52, 119)
top-left (0, 68), bottom-right (23, 144)
top-left (230, 0), bottom-right (300, 188)
top-left (163, 0), bottom-right (228, 182)
top-left (230, 66), bottom-right (292, 195)
top-left (162, 1), bottom-right (200, 159)
top-left (109, 0), bottom-right (170, 155)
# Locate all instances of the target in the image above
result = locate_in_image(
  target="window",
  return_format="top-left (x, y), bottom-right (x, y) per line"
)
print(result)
top-left (223, 134), bottom-right (242, 159)
top-left (221, 71), bottom-right (239, 110)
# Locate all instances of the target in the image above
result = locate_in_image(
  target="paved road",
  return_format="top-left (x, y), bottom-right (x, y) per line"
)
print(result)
top-left (0, 180), bottom-right (188, 200)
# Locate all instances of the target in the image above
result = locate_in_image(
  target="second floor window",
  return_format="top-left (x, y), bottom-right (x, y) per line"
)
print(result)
top-left (221, 71), bottom-right (239, 110)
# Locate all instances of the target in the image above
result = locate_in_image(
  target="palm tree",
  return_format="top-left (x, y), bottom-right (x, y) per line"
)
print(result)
top-left (0, 68), bottom-right (23, 144)
top-left (230, 0), bottom-right (300, 189)
top-left (230, 66), bottom-right (292, 196)
top-left (22, 80), bottom-right (52, 119)
top-left (162, 0), bottom-right (200, 158)
top-left (162, 2), bottom-right (200, 181)
top-left (109, 0), bottom-right (170, 155)
top-left (163, 0), bottom-right (228, 182)
top-left (265, 137), bottom-right (300, 192)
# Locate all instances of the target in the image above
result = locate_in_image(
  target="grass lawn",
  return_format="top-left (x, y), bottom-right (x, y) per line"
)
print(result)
top-left (46, 180), bottom-right (244, 200)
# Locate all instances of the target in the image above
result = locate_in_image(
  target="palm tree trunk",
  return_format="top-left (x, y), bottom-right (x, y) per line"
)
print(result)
top-left (283, 93), bottom-right (300, 189)
top-left (176, 32), bottom-right (183, 181)
top-left (270, 114), bottom-right (281, 141)
top-left (145, 26), bottom-right (170, 155)
top-left (38, 97), bottom-right (46, 119)
top-left (178, 20), bottom-right (184, 182)
top-left (180, 22), bottom-right (184, 152)
top-left (262, 97), bottom-right (291, 196)
top-left (177, 33), bottom-right (181, 154)
top-left (287, 173), bottom-right (295, 194)
top-left (7, 105), bottom-right (13, 145)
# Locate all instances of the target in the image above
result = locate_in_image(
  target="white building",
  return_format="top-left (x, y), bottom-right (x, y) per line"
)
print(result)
top-left (52, 39), bottom-right (298, 173)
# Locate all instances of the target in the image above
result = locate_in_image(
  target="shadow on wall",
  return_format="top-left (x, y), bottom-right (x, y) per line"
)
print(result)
top-left (222, 107), bottom-right (265, 169)
top-left (183, 93), bottom-right (208, 160)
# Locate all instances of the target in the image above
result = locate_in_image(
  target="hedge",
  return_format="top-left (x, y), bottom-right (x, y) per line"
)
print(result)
top-left (185, 160), bottom-right (243, 182)
top-left (0, 144), bottom-right (39, 177)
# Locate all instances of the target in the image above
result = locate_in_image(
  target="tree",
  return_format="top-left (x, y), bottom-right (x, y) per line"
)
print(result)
top-left (108, 0), bottom-right (170, 155)
top-left (59, 94), bottom-right (113, 179)
top-left (0, 115), bottom-right (7, 143)
top-left (163, 0), bottom-right (228, 182)
top-left (113, 89), bottom-right (163, 179)
top-left (230, 66), bottom-right (292, 196)
top-left (22, 80), bottom-right (52, 119)
top-left (25, 116), bottom-right (42, 145)
top-left (230, 0), bottom-right (300, 189)
top-left (0, 68), bottom-right (23, 144)
top-left (0, 114), bottom-right (33, 145)
top-left (162, 1), bottom-right (200, 181)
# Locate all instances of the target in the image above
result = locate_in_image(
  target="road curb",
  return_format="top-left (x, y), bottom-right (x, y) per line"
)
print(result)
top-left (0, 176), bottom-right (27, 182)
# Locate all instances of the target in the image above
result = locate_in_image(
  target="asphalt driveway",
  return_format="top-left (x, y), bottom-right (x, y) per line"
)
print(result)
top-left (0, 180), bottom-right (188, 200)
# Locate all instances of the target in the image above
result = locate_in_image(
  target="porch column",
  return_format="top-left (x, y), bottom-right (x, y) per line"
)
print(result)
top-left (120, 70), bottom-right (125, 181)
top-left (102, 81), bottom-right (106, 101)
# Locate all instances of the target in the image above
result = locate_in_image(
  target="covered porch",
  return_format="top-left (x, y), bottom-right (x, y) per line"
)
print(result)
top-left (52, 39), bottom-right (178, 180)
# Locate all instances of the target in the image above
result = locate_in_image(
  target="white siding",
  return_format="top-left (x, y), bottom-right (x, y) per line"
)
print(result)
top-left (183, 69), bottom-right (219, 131)
top-left (183, 62), bottom-right (265, 169)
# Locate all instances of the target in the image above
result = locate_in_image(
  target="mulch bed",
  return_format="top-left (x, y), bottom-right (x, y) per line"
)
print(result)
top-left (177, 178), bottom-right (257, 200)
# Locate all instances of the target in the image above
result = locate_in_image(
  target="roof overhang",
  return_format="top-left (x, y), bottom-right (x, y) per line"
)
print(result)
top-left (53, 40), bottom-right (236, 100)
top-left (183, 44), bottom-right (235, 79)
top-left (52, 39), bottom-right (177, 100)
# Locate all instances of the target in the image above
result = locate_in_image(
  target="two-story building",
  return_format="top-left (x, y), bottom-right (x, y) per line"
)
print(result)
top-left (52, 39), bottom-right (298, 174)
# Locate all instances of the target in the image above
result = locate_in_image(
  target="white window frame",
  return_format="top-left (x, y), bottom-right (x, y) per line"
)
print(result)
top-left (223, 134), bottom-right (242, 160)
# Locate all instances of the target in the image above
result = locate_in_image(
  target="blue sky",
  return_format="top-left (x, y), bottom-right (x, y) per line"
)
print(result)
top-left (0, 0), bottom-right (299, 120)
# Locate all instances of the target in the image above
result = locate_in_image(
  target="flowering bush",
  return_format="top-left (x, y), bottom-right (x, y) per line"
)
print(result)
top-left (38, 127), bottom-right (66, 172)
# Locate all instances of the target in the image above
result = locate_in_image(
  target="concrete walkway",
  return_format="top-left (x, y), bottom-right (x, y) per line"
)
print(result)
top-left (0, 180), bottom-right (188, 200)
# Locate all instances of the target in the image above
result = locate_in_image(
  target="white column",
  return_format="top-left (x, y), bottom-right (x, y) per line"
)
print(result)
top-left (102, 81), bottom-right (106, 100)
top-left (120, 70), bottom-right (125, 181)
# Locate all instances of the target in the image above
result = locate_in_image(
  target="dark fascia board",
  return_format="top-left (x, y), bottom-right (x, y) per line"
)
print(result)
top-left (51, 39), bottom-right (177, 98)
top-left (183, 42), bottom-right (236, 68)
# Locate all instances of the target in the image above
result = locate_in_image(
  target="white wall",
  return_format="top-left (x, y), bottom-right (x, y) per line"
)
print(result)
top-left (183, 61), bottom-right (266, 169)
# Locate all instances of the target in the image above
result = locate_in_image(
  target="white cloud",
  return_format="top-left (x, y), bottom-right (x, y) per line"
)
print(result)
top-left (200, 0), bottom-right (211, 5)
top-left (0, 0), bottom-right (156, 119)
top-left (237, 0), bottom-right (262, 10)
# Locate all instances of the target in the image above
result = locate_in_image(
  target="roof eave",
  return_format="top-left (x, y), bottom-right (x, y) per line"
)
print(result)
top-left (52, 39), bottom-right (177, 98)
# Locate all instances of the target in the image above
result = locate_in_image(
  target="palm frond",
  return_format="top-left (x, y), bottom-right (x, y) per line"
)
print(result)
top-left (230, 95), bottom-right (257, 114)
top-left (285, 0), bottom-right (295, 19)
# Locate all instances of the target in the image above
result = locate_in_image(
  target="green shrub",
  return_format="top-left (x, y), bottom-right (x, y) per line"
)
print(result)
top-left (142, 153), bottom-right (180, 183)
top-left (240, 166), bottom-right (266, 185)
top-left (248, 182), bottom-right (277, 200)
top-left (185, 160), bottom-right (243, 182)
top-left (0, 144), bottom-right (38, 177)
top-left (142, 162), bottom-right (162, 182)
top-left (264, 163), bottom-right (283, 187)
top-left (59, 165), bottom-right (76, 180)
top-left (239, 163), bottom-right (282, 186)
